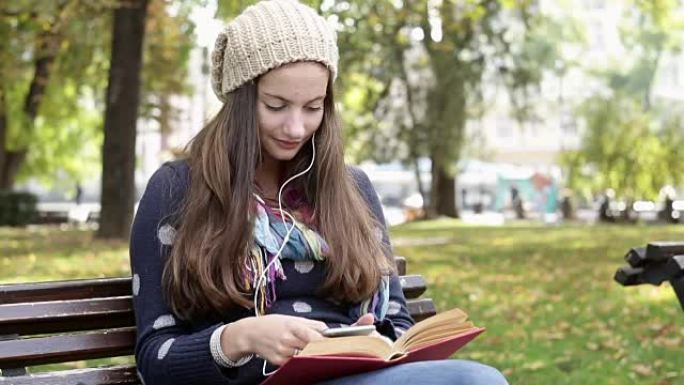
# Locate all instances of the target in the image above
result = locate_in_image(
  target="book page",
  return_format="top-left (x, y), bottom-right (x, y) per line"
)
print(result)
top-left (391, 308), bottom-right (473, 353)
top-left (299, 308), bottom-right (477, 360)
top-left (399, 322), bottom-right (475, 351)
top-left (300, 335), bottom-right (394, 359)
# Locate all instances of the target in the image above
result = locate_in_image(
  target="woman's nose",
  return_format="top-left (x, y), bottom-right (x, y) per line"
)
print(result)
top-left (283, 110), bottom-right (306, 138)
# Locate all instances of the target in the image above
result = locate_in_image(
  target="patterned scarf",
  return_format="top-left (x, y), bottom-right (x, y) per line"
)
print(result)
top-left (245, 191), bottom-right (389, 321)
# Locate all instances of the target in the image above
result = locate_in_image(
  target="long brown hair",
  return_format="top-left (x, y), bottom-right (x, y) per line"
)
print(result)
top-left (162, 76), bottom-right (393, 321)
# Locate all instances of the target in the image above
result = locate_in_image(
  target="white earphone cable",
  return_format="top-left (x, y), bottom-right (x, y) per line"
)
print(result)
top-left (252, 133), bottom-right (317, 376)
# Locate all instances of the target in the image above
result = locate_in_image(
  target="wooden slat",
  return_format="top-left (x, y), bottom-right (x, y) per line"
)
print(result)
top-left (0, 278), bottom-right (131, 305)
top-left (399, 275), bottom-right (426, 299)
top-left (406, 298), bottom-right (437, 322)
top-left (0, 365), bottom-right (140, 385)
top-left (0, 336), bottom-right (26, 376)
top-left (395, 256), bottom-right (406, 276)
top-left (0, 329), bottom-right (135, 369)
top-left (0, 297), bottom-right (134, 336)
top-left (646, 241), bottom-right (684, 261)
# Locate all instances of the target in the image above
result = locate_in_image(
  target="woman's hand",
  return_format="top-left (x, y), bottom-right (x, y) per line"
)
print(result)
top-left (221, 315), bottom-right (327, 366)
top-left (352, 313), bottom-right (375, 326)
top-left (353, 313), bottom-right (392, 343)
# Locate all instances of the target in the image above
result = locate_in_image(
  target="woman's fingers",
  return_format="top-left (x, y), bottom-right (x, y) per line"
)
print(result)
top-left (270, 354), bottom-right (290, 366)
top-left (291, 324), bottom-right (324, 344)
top-left (353, 313), bottom-right (375, 326)
top-left (268, 336), bottom-right (307, 364)
top-left (240, 315), bottom-right (331, 365)
top-left (300, 318), bottom-right (329, 332)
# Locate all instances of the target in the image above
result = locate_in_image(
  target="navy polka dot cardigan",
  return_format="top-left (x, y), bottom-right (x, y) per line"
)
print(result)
top-left (130, 160), bottom-right (415, 385)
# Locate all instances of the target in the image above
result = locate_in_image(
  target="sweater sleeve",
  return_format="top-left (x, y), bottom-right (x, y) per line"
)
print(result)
top-left (348, 166), bottom-right (415, 339)
top-left (130, 164), bottom-right (247, 385)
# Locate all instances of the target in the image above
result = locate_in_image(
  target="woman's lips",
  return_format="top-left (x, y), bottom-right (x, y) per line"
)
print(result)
top-left (275, 139), bottom-right (300, 150)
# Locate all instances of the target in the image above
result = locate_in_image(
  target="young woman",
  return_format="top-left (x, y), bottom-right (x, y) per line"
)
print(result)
top-left (130, 1), bottom-right (508, 384)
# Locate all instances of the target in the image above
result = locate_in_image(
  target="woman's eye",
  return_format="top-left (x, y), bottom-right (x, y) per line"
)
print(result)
top-left (306, 106), bottom-right (323, 112)
top-left (266, 104), bottom-right (286, 111)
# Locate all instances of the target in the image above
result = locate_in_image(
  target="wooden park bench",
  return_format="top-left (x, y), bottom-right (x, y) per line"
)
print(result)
top-left (0, 256), bottom-right (436, 384)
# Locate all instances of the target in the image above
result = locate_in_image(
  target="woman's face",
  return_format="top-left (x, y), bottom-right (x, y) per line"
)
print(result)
top-left (256, 61), bottom-right (329, 165)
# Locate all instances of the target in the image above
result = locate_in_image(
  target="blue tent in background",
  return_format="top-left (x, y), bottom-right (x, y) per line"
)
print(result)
top-left (495, 172), bottom-right (558, 217)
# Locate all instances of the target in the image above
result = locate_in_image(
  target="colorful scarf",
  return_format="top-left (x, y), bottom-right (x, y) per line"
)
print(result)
top-left (245, 194), bottom-right (389, 321)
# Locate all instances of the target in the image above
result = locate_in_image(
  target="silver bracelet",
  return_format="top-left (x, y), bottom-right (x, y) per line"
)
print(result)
top-left (210, 324), bottom-right (254, 368)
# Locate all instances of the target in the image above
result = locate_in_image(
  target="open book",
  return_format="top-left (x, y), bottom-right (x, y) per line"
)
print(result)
top-left (262, 308), bottom-right (485, 385)
top-left (300, 308), bottom-right (479, 360)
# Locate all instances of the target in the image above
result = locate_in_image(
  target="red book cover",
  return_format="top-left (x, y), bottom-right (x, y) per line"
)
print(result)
top-left (261, 327), bottom-right (485, 385)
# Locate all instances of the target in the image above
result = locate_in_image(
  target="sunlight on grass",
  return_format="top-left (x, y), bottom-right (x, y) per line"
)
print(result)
top-left (627, 283), bottom-right (679, 307)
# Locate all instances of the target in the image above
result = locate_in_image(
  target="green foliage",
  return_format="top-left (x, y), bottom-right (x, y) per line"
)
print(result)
top-left (141, 0), bottom-right (198, 134)
top-left (1, 0), bottom-right (113, 187)
top-left (18, 81), bottom-right (106, 187)
top-left (612, 0), bottom-right (683, 109)
top-left (0, 191), bottom-right (38, 226)
top-left (504, 10), bottom-right (583, 123)
top-left (334, 1), bottom-right (416, 162)
top-left (1, 0), bottom-right (198, 188)
top-left (562, 1), bottom-right (684, 201)
top-left (562, 95), bottom-right (684, 201)
top-left (216, 0), bottom-right (256, 18)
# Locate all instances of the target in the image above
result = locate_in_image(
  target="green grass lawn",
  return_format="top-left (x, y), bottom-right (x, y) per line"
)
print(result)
top-left (392, 220), bottom-right (684, 385)
top-left (1, 226), bottom-right (130, 283)
top-left (2, 222), bottom-right (684, 384)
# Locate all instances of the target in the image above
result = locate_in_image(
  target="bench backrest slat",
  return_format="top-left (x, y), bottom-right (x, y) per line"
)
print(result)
top-left (400, 275), bottom-right (427, 299)
top-left (0, 329), bottom-right (135, 369)
top-left (0, 297), bottom-right (134, 336)
top-left (406, 298), bottom-right (436, 322)
top-left (0, 278), bottom-right (131, 305)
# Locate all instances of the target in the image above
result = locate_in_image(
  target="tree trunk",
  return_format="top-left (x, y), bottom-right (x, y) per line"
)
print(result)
top-left (411, 156), bottom-right (426, 211)
top-left (159, 96), bottom-right (171, 151)
top-left (0, 30), bottom-right (61, 190)
top-left (396, 48), bottom-right (427, 217)
top-left (424, 58), bottom-right (466, 219)
top-left (1, 152), bottom-right (27, 190)
top-left (0, 87), bottom-right (24, 189)
top-left (429, 155), bottom-right (458, 218)
top-left (97, 0), bottom-right (149, 239)
top-left (24, 31), bottom-right (61, 121)
top-left (0, 85), bottom-right (6, 189)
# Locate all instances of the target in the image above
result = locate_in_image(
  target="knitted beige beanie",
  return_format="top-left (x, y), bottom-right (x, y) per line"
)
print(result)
top-left (211, 0), bottom-right (339, 102)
